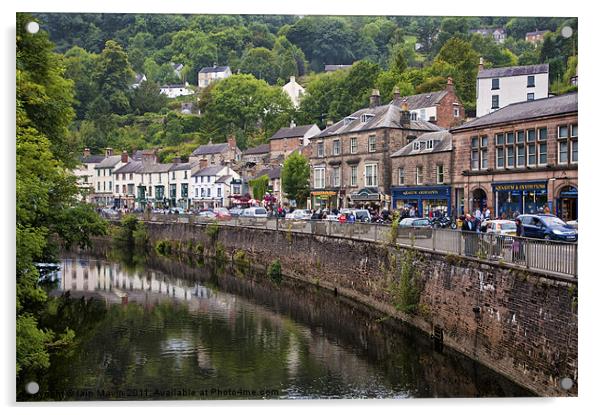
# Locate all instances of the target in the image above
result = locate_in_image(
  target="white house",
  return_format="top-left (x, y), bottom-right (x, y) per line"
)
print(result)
top-left (190, 165), bottom-right (241, 209)
top-left (159, 83), bottom-right (195, 98)
top-left (93, 149), bottom-right (127, 207)
top-left (476, 61), bottom-right (549, 118)
top-left (282, 76), bottom-right (305, 108)
top-left (74, 148), bottom-right (105, 203)
top-left (168, 162), bottom-right (192, 209)
top-left (198, 65), bottom-right (232, 88)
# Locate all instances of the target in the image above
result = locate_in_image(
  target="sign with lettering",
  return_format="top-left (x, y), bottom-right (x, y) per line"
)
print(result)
top-left (491, 181), bottom-right (547, 192)
top-left (393, 186), bottom-right (450, 198)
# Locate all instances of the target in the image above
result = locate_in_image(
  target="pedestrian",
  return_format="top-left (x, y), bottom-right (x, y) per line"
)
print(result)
top-left (462, 213), bottom-right (477, 256)
top-left (338, 213), bottom-right (347, 224)
top-left (474, 207), bottom-right (482, 222)
top-left (543, 205), bottom-right (551, 214)
top-left (484, 206), bottom-right (491, 221)
top-left (348, 212), bottom-right (356, 224)
top-left (513, 218), bottom-right (525, 262)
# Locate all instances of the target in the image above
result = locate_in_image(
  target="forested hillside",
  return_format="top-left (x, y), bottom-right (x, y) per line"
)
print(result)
top-left (33, 13), bottom-right (578, 161)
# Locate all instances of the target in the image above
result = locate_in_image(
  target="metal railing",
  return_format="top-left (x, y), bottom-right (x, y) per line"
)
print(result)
top-left (117, 213), bottom-right (578, 279)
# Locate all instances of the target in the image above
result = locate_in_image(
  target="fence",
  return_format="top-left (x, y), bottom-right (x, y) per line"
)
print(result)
top-left (117, 213), bottom-right (578, 279)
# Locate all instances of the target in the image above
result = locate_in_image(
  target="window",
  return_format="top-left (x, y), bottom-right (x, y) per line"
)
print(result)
top-left (538, 127), bottom-right (548, 141)
top-left (420, 109), bottom-right (426, 120)
top-left (201, 188), bottom-right (205, 197)
top-left (350, 166), bottom-right (358, 186)
top-left (558, 141), bottom-right (568, 164)
top-left (492, 95), bottom-right (499, 109)
top-left (571, 140), bottom-right (578, 163)
top-left (97, 182), bottom-right (100, 191)
top-left (129, 173), bottom-right (133, 180)
top-left (528, 144), bottom-right (537, 166)
top-left (496, 147), bottom-right (504, 168)
top-left (506, 146), bottom-right (515, 167)
top-left (410, 112), bottom-right (418, 120)
top-left (314, 168), bottom-right (325, 189)
top-left (426, 140), bottom-right (434, 150)
top-left (558, 125), bottom-right (569, 139)
top-left (368, 135), bottom-right (376, 152)
top-left (350, 137), bottom-right (357, 154)
top-left (195, 176), bottom-right (198, 184)
top-left (571, 124), bottom-right (578, 137)
top-left (398, 167), bottom-right (404, 185)
top-left (181, 183), bottom-right (188, 198)
top-left (436, 165), bottom-right (444, 184)
top-left (494, 133), bottom-right (503, 145)
top-left (506, 132), bottom-right (514, 144)
top-left (527, 75), bottom-right (535, 87)
top-left (481, 148), bottom-right (488, 169)
top-left (333, 139), bottom-right (341, 156)
top-left (332, 167), bottom-right (341, 187)
top-left (103, 182), bottom-right (106, 191)
top-left (343, 116), bottom-right (357, 126)
top-left (413, 141), bottom-right (420, 151)
top-left (317, 142), bottom-right (324, 157)
top-left (109, 181), bottom-right (112, 191)
top-left (128, 184), bottom-right (134, 195)
top-left (172, 172), bottom-right (176, 180)
top-left (416, 166), bottom-right (424, 185)
top-left (516, 130), bottom-right (524, 143)
top-left (516, 144), bottom-right (525, 167)
top-left (453, 107), bottom-right (460, 117)
top-left (361, 113), bottom-right (374, 123)
top-left (184, 171), bottom-right (187, 179)
top-left (158, 173), bottom-right (162, 183)
top-left (492, 78), bottom-right (500, 90)
top-left (195, 188), bottom-right (198, 198)
top-left (97, 169), bottom-right (100, 177)
top-left (470, 136), bottom-right (479, 170)
top-left (148, 186), bottom-right (152, 197)
top-left (539, 143), bottom-right (547, 164)
top-left (149, 173), bottom-right (152, 184)
top-left (365, 164), bottom-right (378, 187)
top-left (217, 188), bottom-right (221, 198)
top-left (527, 93), bottom-right (535, 101)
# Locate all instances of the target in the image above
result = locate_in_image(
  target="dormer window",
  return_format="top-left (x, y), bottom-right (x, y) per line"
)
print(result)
top-left (426, 140), bottom-right (434, 150)
top-left (413, 142), bottom-right (420, 151)
top-left (343, 116), bottom-right (357, 126)
top-left (410, 112), bottom-right (418, 120)
top-left (361, 113), bottom-right (375, 123)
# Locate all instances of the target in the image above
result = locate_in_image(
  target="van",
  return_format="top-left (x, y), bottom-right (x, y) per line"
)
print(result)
top-left (241, 207), bottom-right (268, 218)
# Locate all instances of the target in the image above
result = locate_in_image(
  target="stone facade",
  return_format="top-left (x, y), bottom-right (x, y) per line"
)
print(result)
top-left (451, 94), bottom-right (578, 220)
top-left (188, 136), bottom-right (242, 168)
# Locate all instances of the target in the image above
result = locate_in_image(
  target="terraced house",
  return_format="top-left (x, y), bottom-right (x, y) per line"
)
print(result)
top-left (93, 148), bottom-right (127, 207)
top-left (450, 92), bottom-right (578, 221)
top-left (309, 89), bottom-right (442, 211)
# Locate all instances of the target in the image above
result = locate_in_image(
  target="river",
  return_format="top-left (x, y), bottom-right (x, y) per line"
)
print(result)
top-left (21, 250), bottom-right (533, 400)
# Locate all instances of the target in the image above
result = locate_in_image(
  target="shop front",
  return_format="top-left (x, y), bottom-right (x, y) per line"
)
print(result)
top-left (349, 188), bottom-right (385, 211)
top-left (557, 185), bottom-right (578, 221)
top-left (491, 180), bottom-right (548, 219)
top-left (310, 190), bottom-right (337, 210)
top-left (391, 186), bottom-right (451, 218)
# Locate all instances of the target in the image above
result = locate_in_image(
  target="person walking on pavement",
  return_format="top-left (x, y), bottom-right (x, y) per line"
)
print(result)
top-left (462, 213), bottom-right (477, 256)
top-left (513, 217), bottom-right (525, 262)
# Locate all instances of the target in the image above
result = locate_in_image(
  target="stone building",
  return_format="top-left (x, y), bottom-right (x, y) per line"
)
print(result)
top-left (390, 78), bottom-right (465, 129)
top-left (450, 92), bottom-right (577, 221)
top-left (269, 123), bottom-right (321, 160)
top-left (241, 143), bottom-right (270, 167)
top-left (309, 90), bottom-right (442, 211)
top-left (188, 136), bottom-right (241, 167)
top-left (197, 65), bottom-right (231, 88)
top-left (390, 131), bottom-right (454, 217)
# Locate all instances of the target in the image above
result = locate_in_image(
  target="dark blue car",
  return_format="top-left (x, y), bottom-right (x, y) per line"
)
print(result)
top-left (517, 214), bottom-right (578, 242)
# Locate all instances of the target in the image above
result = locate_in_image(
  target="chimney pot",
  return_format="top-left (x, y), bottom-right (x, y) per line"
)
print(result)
top-left (393, 86), bottom-right (401, 100)
top-left (83, 147), bottom-right (91, 157)
top-left (400, 104), bottom-right (411, 127)
top-left (290, 76), bottom-right (295, 83)
top-left (326, 119), bottom-right (334, 127)
top-left (369, 89), bottom-right (381, 108)
top-left (121, 150), bottom-right (128, 163)
top-left (478, 57), bottom-right (484, 72)
top-left (105, 147), bottom-right (113, 157)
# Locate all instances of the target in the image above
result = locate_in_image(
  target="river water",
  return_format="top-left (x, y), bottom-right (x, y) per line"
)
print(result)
top-left (24, 252), bottom-right (533, 400)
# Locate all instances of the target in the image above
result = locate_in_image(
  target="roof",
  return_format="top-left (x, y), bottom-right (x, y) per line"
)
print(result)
top-left (192, 165), bottom-right (225, 177)
top-left (215, 175), bottom-right (232, 184)
top-left (477, 64), bottom-right (549, 79)
top-left (243, 143), bottom-right (270, 155)
top-left (317, 104), bottom-right (442, 138)
top-left (138, 163), bottom-right (173, 174)
top-left (391, 131), bottom-right (453, 158)
top-left (324, 64), bottom-right (352, 71)
top-left (270, 125), bottom-right (317, 140)
top-left (199, 66), bottom-right (230, 74)
top-left (191, 143), bottom-right (229, 156)
top-left (95, 155), bottom-right (122, 169)
top-left (80, 155), bottom-right (105, 164)
top-left (526, 30), bottom-right (549, 36)
top-left (390, 90), bottom-right (448, 109)
top-left (254, 166), bottom-right (281, 180)
top-left (169, 163), bottom-right (191, 171)
top-left (114, 161), bottom-right (143, 174)
top-left (451, 93), bottom-right (577, 132)
top-left (161, 84), bottom-right (191, 89)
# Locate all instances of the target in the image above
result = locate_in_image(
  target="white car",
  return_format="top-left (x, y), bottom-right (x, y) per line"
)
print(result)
top-left (241, 207), bottom-right (268, 218)
top-left (340, 209), bottom-right (372, 223)
top-left (285, 209), bottom-right (312, 220)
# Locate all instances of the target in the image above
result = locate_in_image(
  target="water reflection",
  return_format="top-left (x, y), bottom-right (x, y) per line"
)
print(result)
top-left (29, 255), bottom-right (533, 400)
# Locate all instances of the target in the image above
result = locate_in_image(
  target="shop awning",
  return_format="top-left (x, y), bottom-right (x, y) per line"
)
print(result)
top-left (350, 187), bottom-right (381, 201)
top-left (311, 191), bottom-right (337, 196)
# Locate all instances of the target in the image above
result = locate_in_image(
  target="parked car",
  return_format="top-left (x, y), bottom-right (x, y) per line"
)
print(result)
top-left (517, 214), bottom-right (577, 242)
top-left (229, 206), bottom-right (244, 216)
top-left (566, 219), bottom-right (578, 230)
top-left (340, 209), bottom-right (372, 223)
top-left (214, 207), bottom-right (232, 220)
top-left (197, 210), bottom-right (217, 219)
top-left (100, 208), bottom-right (119, 218)
top-left (397, 217), bottom-right (432, 239)
top-left (399, 218), bottom-right (432, 228)
top-left (325, 214), bottom-right (340, 221)
top-left (285, 209), bottom-right (312, 220)
top-left (241, 207), bottom-right (268, 218)
top-left (482, 219), bottom-right (517, 236)
top-left (170, 207), bottom-right (186, 215)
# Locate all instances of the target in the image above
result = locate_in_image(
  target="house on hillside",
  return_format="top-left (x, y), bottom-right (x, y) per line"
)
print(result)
top-left (269, 122), bottom-right (321, 160)
top-left (160, 83), bottom-right (195, 98)
top-left (476, 61), bottom-right (549, 117)
top-left (525, 30), bottom-right (550, 44)
top-left (282, 76), bottom-right (305, 108)
top-left (189, 136), bottom-right (241, 167)
top-left (198, 65), bottom-right (232, 88)
top-left (74, 148), bottom-right (105, 203)
top-left (470, 28), bottom-right (506, 44)
top-left (324, 64), bottom-right (352, 72)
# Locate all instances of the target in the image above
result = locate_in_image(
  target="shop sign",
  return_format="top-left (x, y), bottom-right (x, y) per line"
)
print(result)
top-left (394, 186), bottom-right (450, 198)
top-left (491, 181), bottom-right (547, 192)
top-left (311, 191), bottom-right (336, 196)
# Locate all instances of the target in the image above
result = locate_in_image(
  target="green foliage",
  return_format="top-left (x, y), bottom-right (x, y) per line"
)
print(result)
top-left (281, 152), bottom-right (310, 206)
top-left (113, 214), bottom-right (147, 250)
top-left (268, 259), bottom-right (282, 284)
top-left (205, 221), bottom-right (220, 242)
top-left (155, 239), bottom-right (172, 256)
top-left (389, 212), bottom-right (400, 244)
top-left (131, 80), bottom-right (168, 114)
top-left (249, 174), bottom-right (270, 200)
top-left (390, 248), bottom-right (422, 314)
top-left (214, 242), bottom-right (227, 263)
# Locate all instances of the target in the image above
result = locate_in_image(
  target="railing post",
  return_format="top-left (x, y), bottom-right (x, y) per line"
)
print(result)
top-left (573, 244), bottom-right (578, 278)
top-left (374, 224), bottom-right (378, 242)
top-left (458, 230), bottom-right (462, 256)
top-left (328, 220), bottom-right (332, 236)
top-left (524, 237), bottom-right (529, 269)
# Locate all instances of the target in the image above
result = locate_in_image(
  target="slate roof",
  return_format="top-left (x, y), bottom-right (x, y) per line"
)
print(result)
top-left (254, 166), bottom-right (281, 180)
top-left (451, 93), bottom-right (577, 132)
top-left (80, 155), bottom-right (105, 164)
top-left (215, 175), bottom-right (232, 184)
top-left (199, 66), bottom-right (230, 74)
top-left (391, 90), bottom-right (449, 109)
top-left (391, 131), bottom-right (453, 158)
top-left (139, 163), bottom-right (173, 173)
top-left (242, 143), bottom-right (270, 155)
top-left (317, 104), bottom-right (442, 138)
top-left (169, 163), bottom-right (191, 171)
top-left (191, 143), bottom-right (229, 156)
top-left (270, 125), bottom-right (318, 140)
top-left (95, 156), bottom-right (122, 169)
top-left (477, 64), bottom-right (549, 79)
top-left (192, 165), bottom-right (226, 177)
top-left (114, 161), bottom-right (143, 174)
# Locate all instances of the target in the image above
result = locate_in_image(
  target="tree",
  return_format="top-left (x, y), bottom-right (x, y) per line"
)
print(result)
top-left (131, 80), bottom-right (168, 114)
top-left (239, 47), bottom-right (278, 84)
top-left (281, 152), bottom-right (310, 206)
top-left (435, 37), bottom-right (480, 110)
top-left (249, 175), bottom-right (270, 200)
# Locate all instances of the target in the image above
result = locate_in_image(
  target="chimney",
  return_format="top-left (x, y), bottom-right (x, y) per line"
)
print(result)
top-left (478, 57), bottom-right (484, 72)
top-left (290, 120), bottom-right (296, 128)
top-left (392, 86), bottom-right (401, 101)
top-left (227, 135), bottom-right (237, 150)
top-left (446, 77), bottom-right (454, 91)
top-left (121, 150), bottom-right (128, 163)
top-left (83, 147), bottom-right (91, 157)
top-left (105, 147), bottom-right (113, 157)
top-left (326, 119), bottom-right (334, 127)
top-left (400, 102), bottom-right (411, 127)
top-left (290, 76), bottom-right (296, 84)
top-left (172, 157), bottom-right (182, 164)
top-left (199, 159), bottom-right (208, 169)
top-left (369, 89), bottom-right (381, 108)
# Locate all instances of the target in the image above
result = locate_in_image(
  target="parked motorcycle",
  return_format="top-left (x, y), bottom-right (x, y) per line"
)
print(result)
top-left (430, 215), bottom-right (457, 229)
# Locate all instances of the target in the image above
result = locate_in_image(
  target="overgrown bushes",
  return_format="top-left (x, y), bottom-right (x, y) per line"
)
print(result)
top-left (268, 259), bottom-right (282, 283)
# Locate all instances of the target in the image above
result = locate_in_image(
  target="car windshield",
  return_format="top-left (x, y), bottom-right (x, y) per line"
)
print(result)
top-left (255, 208), bottom-right (267, 214)
top-left (540, 216), bottom-right (567, 227)
top-left (500, 223), bottom-right (517, 230)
